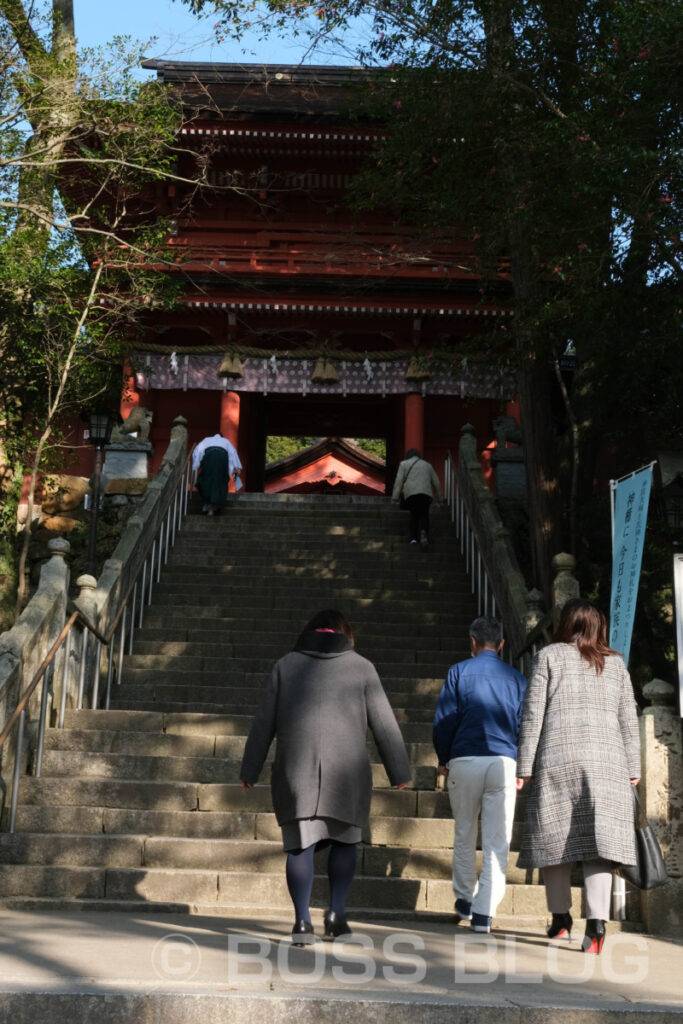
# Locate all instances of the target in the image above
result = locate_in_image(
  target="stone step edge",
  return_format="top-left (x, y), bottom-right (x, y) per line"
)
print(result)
top-left (0, 832), bottom-right (528, 858)
top-left (0, 896), bottom-right (644, 932)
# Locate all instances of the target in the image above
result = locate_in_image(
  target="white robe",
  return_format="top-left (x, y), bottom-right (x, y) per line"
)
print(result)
top-left (192, 434), bottom-right (242, 483)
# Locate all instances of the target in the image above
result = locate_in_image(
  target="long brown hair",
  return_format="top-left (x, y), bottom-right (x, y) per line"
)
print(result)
top-left (554, 598), bottom-right (619, 675)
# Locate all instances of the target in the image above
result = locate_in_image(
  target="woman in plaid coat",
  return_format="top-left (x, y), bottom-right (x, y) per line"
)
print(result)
top-left (516, 599), bottom-right (641, 954)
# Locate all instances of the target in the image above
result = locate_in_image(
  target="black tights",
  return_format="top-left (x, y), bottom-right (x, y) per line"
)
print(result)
top-left (285, 840), bottom-right (357, 922)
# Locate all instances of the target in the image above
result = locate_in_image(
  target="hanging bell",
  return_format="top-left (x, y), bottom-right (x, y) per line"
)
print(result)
top-left (312, 357), bottom-right (339, 385)
top-left (405, 355), bottom-right (430, 382)
top-left (218, 352), bottom-right (244, 379)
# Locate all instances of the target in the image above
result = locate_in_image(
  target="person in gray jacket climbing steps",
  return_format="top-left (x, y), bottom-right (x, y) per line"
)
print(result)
top-left (392, 448), bottom-right (443, 547)
top-left (239, 609), bottom-right (412, 945)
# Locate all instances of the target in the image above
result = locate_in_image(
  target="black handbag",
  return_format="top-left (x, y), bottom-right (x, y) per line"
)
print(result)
top-left (617, 786), bottom-right (669, 890)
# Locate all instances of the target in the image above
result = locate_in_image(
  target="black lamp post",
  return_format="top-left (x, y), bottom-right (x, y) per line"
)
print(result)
top-left (86, 410), bottom-right (115, 576)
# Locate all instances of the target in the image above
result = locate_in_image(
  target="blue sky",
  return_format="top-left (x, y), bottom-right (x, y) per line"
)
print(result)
top-left (73, 0), bottom-right (357, 69)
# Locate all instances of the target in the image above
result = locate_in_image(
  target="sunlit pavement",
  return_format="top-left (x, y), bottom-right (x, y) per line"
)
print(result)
top-left (0, 910), bottom-right (681, 1022)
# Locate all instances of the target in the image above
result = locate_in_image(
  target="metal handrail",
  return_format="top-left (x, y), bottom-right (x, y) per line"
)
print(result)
top-left (444, 451), bottom-right (541, 674)
top-left (444, 450), bottom-right (498, 612)
top-left (0, 445), bottom-right (196, 833)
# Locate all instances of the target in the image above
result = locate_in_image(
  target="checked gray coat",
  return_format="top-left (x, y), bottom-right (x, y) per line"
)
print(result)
top-left (516, 643), bottom-right (641, 869)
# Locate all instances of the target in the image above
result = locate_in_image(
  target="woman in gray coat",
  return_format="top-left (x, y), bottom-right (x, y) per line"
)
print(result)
top-left (240, 609), bottom-right (412, 944)
top-left (516, 599), bottom-right (641, 954)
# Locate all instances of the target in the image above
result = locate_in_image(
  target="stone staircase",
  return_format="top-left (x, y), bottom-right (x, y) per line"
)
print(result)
top-left (0, 494), bottom-right (615, 924)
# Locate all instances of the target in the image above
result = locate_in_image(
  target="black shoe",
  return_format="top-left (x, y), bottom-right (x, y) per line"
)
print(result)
top-left (291, 920), bottom-right (315, 946)
top-left (547, 912), bottom-right (572, 941)
top-left (582, 918), bottom-right (606, 955)
top-left (323, 909), bottom-right (351, 938)
top-left (454, 897), bottom-right (473, 924)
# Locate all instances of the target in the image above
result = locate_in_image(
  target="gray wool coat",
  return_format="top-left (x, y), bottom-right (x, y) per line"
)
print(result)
top-left (516, 643), bottom-right (641, 869)
top-left (239, 635), bottom-right (412, 827)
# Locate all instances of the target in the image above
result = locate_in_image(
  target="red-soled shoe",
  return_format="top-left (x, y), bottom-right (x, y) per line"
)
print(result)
top-left (547, 912), bottom-right (572, 941)
top-left (581, 918), bottom-right (606, 954)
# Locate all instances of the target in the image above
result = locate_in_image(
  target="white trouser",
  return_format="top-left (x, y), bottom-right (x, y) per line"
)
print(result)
top-left (446, 755), bottom-right (517, 918)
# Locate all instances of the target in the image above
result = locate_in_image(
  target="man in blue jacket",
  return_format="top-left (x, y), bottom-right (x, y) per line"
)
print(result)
top-left (433, 616), bottom-right (527, 934)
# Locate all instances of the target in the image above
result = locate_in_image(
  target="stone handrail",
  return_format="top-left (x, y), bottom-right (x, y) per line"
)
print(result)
top-left (84, 416), bottom-right (189, 635)
top-left (0, 416), bottom-right (189, 822)
top-left (0, 538), bottom-right (72, 818)
top-left (454, 423), bottom-right (545, 665)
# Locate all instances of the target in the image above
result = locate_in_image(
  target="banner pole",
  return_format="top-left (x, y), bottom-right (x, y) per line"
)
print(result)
top-left (611, 460), bottom-right (658, 487)
top-left (609, 479), bottom-right (617, 549)
top-left (609, 461), bottom-right (656, 922)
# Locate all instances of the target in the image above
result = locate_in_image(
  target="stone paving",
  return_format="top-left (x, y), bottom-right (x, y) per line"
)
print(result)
top-left (0, 910), bottom-right (680, 1023)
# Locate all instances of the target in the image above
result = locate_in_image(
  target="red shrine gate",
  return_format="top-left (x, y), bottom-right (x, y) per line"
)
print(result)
top-left (125, 62), bottom-right (518, 491)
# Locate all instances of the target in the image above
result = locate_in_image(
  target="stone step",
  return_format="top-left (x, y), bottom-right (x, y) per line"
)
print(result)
top-left (0, 833), bottom-right (546, 884)
top-left (31, 749), bottom-right (438, 786)
top-left (140, 607), bottom-right (464, 627)
top-left (167, 544), bottom-right (460, 563)
top-left (162, 564), bottom-right (464, 584)
top-left (113, 674), bottom-right (445, 696)
top-left (0, 864), bottom-right (567, 914)
top-left (72, 707), bottom-right (433, 745)
top-left (8, 799), bottom-right (525, 849)
top-left (144, 591), bottom-right (463, 611)
top-left (132, 627), bottom-right (470, 652)
top-left (42, 728), bottom-right (438, 767)
top-left (13, 777), bottom-right (453, 825)
top-left (130, 634), bottom-right (446, 659)
top-left (129, 640), bottom-right (458, 664)
top-left (59, 707), bottom-right (438, 736)
top-left (175, 518), bottom-right (451, 534)
top-left (59, 698), bottom-right (435, 732)
top-left (107, 701), bottom-right (442, 740)
top-left (177, 515), bottom-right (452, 531)
top-left (169, 544), bottom-right (457, 559)
top-left (11, 779), bottom-right (451, 821)
top-left (165, 560), bottom-right (464, 578)
top-left (149, 585), bottom-right (466, 606)
top-left (122, 655), bottom-right (452, 678)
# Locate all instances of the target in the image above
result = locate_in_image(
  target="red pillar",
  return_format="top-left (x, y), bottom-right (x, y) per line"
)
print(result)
top-left (220, 391), bottom-right (240, 447)
top-left (221, 391), bottom-right (241, 491)
top-left (404, 393), bottom-right (424, 455)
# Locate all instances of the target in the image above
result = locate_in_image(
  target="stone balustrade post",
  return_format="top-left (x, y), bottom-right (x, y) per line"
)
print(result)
top-left (551, 553), bottom-right (580, 628)
top-left (460, 422), bottom-right (477, 458)
top-left (73, 574), bottom-right (98, 710)
top-left (638, 679), bottom-right (683, 937)
top-left (524, 588), bottom-right (544, 634)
